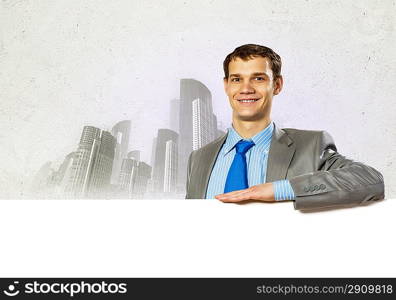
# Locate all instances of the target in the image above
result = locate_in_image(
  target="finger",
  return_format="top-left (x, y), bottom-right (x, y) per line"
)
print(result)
top-left (215, 191), bottom-right (251, 201)
top-left (217, 191), bottom-right (255, 202)
top-left (216, 187), bottom-right (253, 199)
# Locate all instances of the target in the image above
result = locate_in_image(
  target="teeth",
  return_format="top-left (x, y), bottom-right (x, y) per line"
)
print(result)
top-left (239, 99), bottom-right (257, 103)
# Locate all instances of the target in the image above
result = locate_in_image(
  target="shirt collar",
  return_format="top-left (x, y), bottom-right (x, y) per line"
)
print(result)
top-left (223, 121), bottom-right (274, 155)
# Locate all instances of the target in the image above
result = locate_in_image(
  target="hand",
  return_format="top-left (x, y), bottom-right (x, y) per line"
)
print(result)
top-left (215, 183), bottom-right (276, 203)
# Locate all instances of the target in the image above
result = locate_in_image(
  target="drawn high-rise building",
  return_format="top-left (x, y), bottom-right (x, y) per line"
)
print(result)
top-left (152, 129), bottom-right (178, 193)
top-left (54, 152), bottom-right (75, 185)
top-left (118, 158), bottom-right (151, 198)
top-left (163, 140), bottom-right (178, 193)
top-left (216, 120), bottom-right (227, 138)
top-left (52, 152), bottom-right (75, 196)
top-left (178, 79), bottom-right (217, 190)
top-left (65, 126), bottom-right (116, 198)
top-left (192, 98), bottom-right (217, 150)
top-left (118, 158), bottom-right (138, 196)
top-left (170, 98), bottom-right (180, 133)
top-left (150, 137), bottom-right (157, 167)
top-left (128, 150), bottom-right (140, 161)
top-left (212, 114), bottom-right (219, 139)
top-left (134, 161), bottom-right (152, 196)
top-left (111, 120), bottom-right (131, 184)
top-left (88, 130), bottom-right (116, 196)
top-left (29, 161), bottom-right (54, 197)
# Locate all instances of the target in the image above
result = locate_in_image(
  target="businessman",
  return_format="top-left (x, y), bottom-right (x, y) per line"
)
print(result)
top-left (185, 44), bottom-right (384, 210)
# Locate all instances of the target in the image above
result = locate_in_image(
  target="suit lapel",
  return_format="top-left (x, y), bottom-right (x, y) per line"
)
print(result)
top-left (196, 125), bottom-right (295, 197)
top-left (197, 134), bottom-right (227, 198)
top-left (266, 125), bottom-right (296, 182)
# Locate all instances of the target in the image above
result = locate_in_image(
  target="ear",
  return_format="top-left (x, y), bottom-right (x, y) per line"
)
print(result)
top-left (273, 75), bottom-right (283, 95)
top-left (223, 77), bottom-right (228, 93)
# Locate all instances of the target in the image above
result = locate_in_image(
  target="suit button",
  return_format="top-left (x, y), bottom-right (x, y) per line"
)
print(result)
top-left (304, 186), bottom-right (309, 192)
top-left (319, 184), bottom-right (326, 190)
top-left (309, 186), bottom-right (315, 192)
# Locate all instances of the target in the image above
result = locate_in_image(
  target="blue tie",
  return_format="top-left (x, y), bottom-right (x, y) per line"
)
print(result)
top-left (224, 140), bottom-right (255, 193)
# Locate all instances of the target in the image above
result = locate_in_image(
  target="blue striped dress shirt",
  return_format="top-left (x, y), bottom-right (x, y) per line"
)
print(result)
top-left (205, 122), bottom-right (296, 201)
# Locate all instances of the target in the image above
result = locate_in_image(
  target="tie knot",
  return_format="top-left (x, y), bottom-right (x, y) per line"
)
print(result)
top-left (235, 140), bottom-right (255, 155)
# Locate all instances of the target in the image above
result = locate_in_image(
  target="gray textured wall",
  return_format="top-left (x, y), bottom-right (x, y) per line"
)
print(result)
top-left (1, 0), bottom-right (395, 198)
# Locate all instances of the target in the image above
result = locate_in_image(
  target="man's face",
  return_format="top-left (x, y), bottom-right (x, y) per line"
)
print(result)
top-left (224, 56), bottom-right (282, 122)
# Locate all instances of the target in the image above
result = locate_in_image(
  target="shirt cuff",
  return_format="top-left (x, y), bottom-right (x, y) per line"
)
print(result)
top-left (273, 180), bottom-right (296, 201)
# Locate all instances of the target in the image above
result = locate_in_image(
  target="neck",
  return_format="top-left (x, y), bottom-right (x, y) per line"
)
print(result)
top-left (232, 117), bottom-right (271, 139)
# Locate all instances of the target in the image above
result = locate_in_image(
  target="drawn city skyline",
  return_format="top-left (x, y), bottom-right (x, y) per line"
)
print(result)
top-left (29, 78), bottom-right (226, 199)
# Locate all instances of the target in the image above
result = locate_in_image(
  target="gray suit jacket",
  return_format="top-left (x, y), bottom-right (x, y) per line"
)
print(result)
top-left (185, 124), bottom-right (385, 210)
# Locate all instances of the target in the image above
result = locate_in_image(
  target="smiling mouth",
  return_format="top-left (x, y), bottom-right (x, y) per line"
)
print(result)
top-left (237, 98), bottom-right (260, 103)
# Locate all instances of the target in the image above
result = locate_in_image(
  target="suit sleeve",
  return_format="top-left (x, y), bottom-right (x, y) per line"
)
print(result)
top-left (288, 131), bottom-right (385, 210)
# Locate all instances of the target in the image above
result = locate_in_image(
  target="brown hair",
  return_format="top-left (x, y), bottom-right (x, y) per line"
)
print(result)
top-left (223, 44), bottom-right (282, 80)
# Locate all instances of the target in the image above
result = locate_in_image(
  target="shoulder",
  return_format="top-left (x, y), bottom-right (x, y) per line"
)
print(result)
top-left (282, 127), bottom-right (327, 141)
top-left (281, 127), bottom-right (336, 150)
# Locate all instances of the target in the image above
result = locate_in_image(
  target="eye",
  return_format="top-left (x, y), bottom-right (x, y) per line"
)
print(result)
top-left (254, 77), bottom-right (265, 81)
top-left (230, 77), bottom-right (240, 82)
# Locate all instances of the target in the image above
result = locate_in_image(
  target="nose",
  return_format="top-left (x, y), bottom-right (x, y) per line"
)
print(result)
top-left (240, 79), bottom-right (255, 94)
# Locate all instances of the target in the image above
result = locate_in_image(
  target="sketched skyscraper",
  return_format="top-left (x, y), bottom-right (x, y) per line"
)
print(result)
top-left (118, 158), bottom-right (138, 197)
top-left (192, 98), bottom-right (217, 150)
top-left (55, 152), bottom-right (75, 185)
top-left (178, 79), bottom-right (217, 190)
top-left (66, 126), bottom-right (116, 198)
top-left (212, 114), bottom-right (220, 138)
top-left (127, 150), bottom-right (140, 161)
top-left (169, 98), bottom-right (180, 133)
top-left (53, 152), bottom-right (75, 196)
top-left (134, 161), bottom-right (152, 197)
top-left (88, 130), bottom-right (116, 196)
top-left (29, 161), bottom-right (54, 197)
top-left (152, 129), bottom-right (178, 193)
top-left (150, 137), bottom-right (157, 167)
top-left (111, 120), bottom-right (131, 184)
top-left (119, 158), bottom-right (152, 198)
top-left (163, 140), bottom-right (178, 193)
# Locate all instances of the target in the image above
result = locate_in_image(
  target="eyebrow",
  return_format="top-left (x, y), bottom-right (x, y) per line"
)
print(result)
top-left (229, 72), bottom-right (269, 77)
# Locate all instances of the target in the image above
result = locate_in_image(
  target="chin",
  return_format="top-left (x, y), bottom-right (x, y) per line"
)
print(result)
top-left (236, 113), bottom-right (263, 122)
